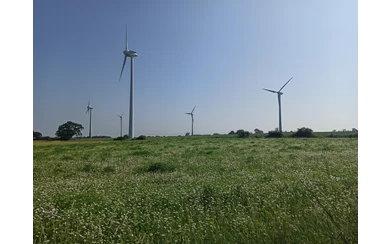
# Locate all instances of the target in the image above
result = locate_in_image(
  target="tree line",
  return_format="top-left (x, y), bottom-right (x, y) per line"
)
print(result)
top-left (34, 121), bottom-right (358, 141)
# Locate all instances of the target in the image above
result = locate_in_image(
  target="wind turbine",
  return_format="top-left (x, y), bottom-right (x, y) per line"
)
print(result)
top-left (263, 77), bottom-right (293, 132)
top-left (119, 24), bottom-right (138, 139)
top-left (117, 112), bottom-right (124, 137)
top-left (86, 100), bottom-right (93, 138)
top-left (185, 106), bottom-right (196, 136)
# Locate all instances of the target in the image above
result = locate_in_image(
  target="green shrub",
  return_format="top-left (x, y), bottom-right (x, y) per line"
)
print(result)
top-left (266, 128), bottom-right (283, 138)
top-left (114, 136), bottom-right (126, 141)
top-left (292, 127), bottom-right (313, 138)
top-left (136, 135), bottom-right (147, 140)
top-left (237, 130), bottom-right (250, 138)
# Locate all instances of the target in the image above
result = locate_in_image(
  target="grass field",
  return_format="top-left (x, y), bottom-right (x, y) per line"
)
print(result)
top-left (33, 136), bottom-right (358, 243)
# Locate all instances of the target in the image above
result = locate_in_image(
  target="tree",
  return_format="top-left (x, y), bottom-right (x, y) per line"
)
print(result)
top-left (136, 135), bottom-right (147, 140)
top-left (352, 128), bottom-right (358, 132)
top-left (114, 136), bottom-right (126, 141)
top-left (254, 128), bottom-right (263, 134)
top-left (33, 131), bottom-right (42, 140)
top-left (228, 130), bottom-right (235, 135)
top-left (237, 130), bottom-right (250, 138)
top-left (55, 121), bottom-right (84, 140)
top-left (266, 128), bottom-right (283, 138)
top-left (292, 127), bottom-right (313, 138)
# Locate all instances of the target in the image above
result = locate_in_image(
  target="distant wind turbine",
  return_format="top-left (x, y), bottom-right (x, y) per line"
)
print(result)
top-left (119, 24), bottom-right (138, 138)
top-left (117, 112), bottom-right (124, 137)
top-left (86, 100), bottom-right (93, 138)
top-left (263, 77), bottom-right (293, 132)
top-left (185, 106), bottom-right (196, 136)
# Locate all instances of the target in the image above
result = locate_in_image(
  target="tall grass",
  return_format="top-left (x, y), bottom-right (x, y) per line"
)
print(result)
top-left (34, 136), bottom-right (357, 243)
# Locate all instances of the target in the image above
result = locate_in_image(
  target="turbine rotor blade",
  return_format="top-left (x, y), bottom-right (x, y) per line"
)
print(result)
top-left (86, 100), bottom-right (90, 114)
top-left (121, 112), bottom-right (124, 117)
top-left (263, 88), bottom-right (278, 93)
top-left (191, 106), bottom-right (196, 113)
top-left (125, 24), bottom-right (128, 50)
top-left (119, 56), bottom-right (127, 81)
top-left (278, 77), bottom-right (293, 92)
top-left (185, 113), bottom-right (191, 115)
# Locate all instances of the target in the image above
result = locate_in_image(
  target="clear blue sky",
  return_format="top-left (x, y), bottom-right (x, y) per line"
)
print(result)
top-left (33, 0), bottom-right (357, 137)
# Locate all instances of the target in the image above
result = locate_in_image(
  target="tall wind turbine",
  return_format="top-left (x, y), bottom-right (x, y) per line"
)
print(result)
top-left (86, 100), bottom-right (93, 138)
top-left (185, 106), bottom-right (196, 136)
top-left (263, 77), bottom-right (293, 132)
top-left (117, 112), bottom-right (124, 137)
top-left (119, 24), bottom-right (138, 138)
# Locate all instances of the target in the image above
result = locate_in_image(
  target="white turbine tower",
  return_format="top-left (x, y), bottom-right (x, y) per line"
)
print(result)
top-left (86, 100), bottom-right (93, 138)
top-left (185, 106), bottom-right (196, 136)
top-left (119, 24), bottom-right (138, 138)
top-left (263, 77), bottom-right (293, 132)
top-left (117, 112), bottom-right (124, 137)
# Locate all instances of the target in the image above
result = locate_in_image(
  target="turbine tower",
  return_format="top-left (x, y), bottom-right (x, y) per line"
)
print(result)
top-left (185, 106), bottom-right (196, 136)
top-left (119, 24), bottom-right (138, 138)
top-left (86, 100), bottom-right (93, 138)
top-left (263, 77), bottom-right (293, 132)
top-left (117, 112), bottom-right (124, 137)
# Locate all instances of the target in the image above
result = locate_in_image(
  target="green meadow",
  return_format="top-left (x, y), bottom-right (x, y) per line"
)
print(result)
top-left (33, 136), bottom-right (357, 243)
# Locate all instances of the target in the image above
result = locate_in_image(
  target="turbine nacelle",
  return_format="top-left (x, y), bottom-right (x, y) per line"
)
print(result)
top-left (123, 50), bottom-right (138, 57)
